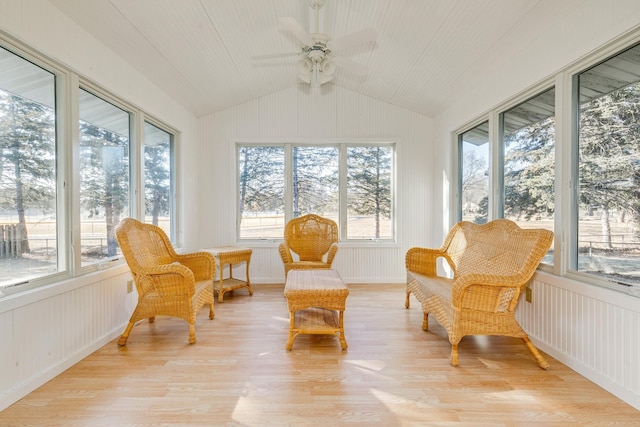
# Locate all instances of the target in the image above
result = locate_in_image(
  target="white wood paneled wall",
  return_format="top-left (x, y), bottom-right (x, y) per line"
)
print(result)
top-left (0, 269), bottom-right (135, 411)
top-left (518, 273), bottom-right (640, 410)
top-left (197, 84), bottom-right (433, 284)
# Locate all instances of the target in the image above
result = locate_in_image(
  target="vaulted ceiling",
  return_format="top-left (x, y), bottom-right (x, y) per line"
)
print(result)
top-left (49, 0), bottom-right (584, 118)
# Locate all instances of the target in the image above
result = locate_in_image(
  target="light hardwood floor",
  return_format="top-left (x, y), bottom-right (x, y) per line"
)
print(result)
top-left (1, 283), bottom-right (638, 426)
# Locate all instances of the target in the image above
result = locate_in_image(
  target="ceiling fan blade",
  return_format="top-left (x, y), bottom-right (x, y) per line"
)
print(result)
top-left (279, 17), bottom-right (314, 47)
top-left (332, 56), bottom-right (368, 76)
top-left (327, 27), bottom-right (377, 52)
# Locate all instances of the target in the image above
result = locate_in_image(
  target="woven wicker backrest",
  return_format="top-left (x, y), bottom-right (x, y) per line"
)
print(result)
top-left (284, 214), bottom-right (338, 261)
top-left (444, 219), bottom-right (553, 280)
top-left (115, 218), bottom-right (177, 272)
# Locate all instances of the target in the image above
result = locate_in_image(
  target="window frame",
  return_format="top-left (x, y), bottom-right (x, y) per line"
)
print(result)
top-left (236, 140), bottom-right (396, 244)
top-left (0, 40), bottom-right (67, 293)
top-left (142, 118), bottom-right (178, 243)
top-left (498, 87), bottom-right (556, 265)
top-left (457, 120), bottom-right (490, 224)
top-left (76, 84), bottom-right (133, 271)
top-left (455, 84), bottom-right (559, 272)
top-left (569, 41), bottom-right (640, 290)
top-left (454, 30), bottom-right (640, 293)
top-left (0, 33), bottom-right (180, 296)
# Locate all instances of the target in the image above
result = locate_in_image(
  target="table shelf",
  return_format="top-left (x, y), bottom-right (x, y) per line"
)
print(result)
top-left (203, 246), bottom-right (253, 303)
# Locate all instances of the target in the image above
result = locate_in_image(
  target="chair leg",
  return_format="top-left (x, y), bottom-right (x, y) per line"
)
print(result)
top-left (188, 323), bottom-right (196, 344)
top-left (422, 313), bottom-right (429, 331)
top-left (405, 292), bottom-right (411, 308)
top-left (450, 343), bottom-right (459, 366)
top-left (118, 322), bottom-right (134, 346)
top-left (208, 302), bottom-right (215, 319)
top-left (523, 337), bottom-right (550, 370)
top-left (148, 316), bottom-right (155, 323)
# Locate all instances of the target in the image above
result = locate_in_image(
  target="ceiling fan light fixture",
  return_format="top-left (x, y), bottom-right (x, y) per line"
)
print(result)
top-left (317, 72), bottom-right (333, 86)
top-left (298, 72), bottom-right (312, 84)
top-left (320, 58), bottom-right (335, 75)
top-left (298, 57), bottom-right (332, 87)
top-left (311, 63), bottom-right (333, 87)
top-left (297, 57), bottom-right (313, 75)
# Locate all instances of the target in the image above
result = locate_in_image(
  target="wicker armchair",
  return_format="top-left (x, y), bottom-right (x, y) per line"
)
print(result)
top-left (279, 214), bottom-right (339, 277)
top-left (405, 219), bottom-right (554, 368)
top-left (115, 218), bottom-right (215, 345)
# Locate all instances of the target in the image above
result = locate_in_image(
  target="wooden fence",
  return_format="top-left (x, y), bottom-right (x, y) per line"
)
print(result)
top-left (0, 224), bottom-right (23, 258)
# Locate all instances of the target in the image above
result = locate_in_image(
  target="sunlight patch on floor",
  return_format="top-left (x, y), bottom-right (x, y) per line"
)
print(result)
top-left (484, 389), bottom-right (538, 403)
top-left (345, 359), bottom-right (386, 371)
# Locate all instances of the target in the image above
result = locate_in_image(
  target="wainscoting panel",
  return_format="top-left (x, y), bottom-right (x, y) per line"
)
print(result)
top-left (0, 311), bottom-right (15, 395)
top-left (241, 245), bottom-right (406, 285)
top-left (332, 246), bottom-right (406, 283)
top-left (0, 271), bottom-right (134, 411)
top-left (517, 273), bottom-right (640, 410)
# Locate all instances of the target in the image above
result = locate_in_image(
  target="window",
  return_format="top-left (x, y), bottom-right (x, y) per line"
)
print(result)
top-left (0, 37), bottom-right (178, 294)
top-left (78, 89), bottom-right (130, 266)
top-left (144, 122), bottom-right (175, 241)
top-left (0, 46), bottom-right (58, 288)
top-left (238, 145), bottom-right (285, 239)
top-left (347, 146), bottom-right (393, 239)
top-left (291, 146), bottom-right (339, 218)
top-left (575, 43), bottom-right (640, 286)
top-left (238, 143), bottom-right (394, 241)
top-left (458, 122), bottom-right (489, 223)
top-left (500, 88), bottom-right (555, 262)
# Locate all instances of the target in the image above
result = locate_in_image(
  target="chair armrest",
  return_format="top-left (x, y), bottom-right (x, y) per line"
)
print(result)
top-left (452, 272), bottom-right (531, 312)
top-left (279, 243), bottom-right (293, 263)
top-left (175, 251), bottom-right (216, 281)
top-left (136, 263), bottom-right (197, 298)
top-left (405, 247), bottom-right (444, 276)
top-left (326, 243), bottom-right (339, 265)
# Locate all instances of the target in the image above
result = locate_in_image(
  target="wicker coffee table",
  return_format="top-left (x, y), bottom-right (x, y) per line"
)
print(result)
top-left (284, 269), bottom-right (349, 351)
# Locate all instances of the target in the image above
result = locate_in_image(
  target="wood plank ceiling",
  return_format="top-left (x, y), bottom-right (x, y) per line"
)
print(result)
top-left (15, 0), bottom-right (591, 118)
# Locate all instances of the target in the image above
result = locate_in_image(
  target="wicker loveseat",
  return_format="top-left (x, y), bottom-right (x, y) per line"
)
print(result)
top-left (405, 219), bottom-right (554, 368)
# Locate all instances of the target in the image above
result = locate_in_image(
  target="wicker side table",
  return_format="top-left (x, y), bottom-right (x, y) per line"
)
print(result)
top-left (204, 246), bottom-right (253, 302)
top-left (284, 269), bottom-right (349, 350)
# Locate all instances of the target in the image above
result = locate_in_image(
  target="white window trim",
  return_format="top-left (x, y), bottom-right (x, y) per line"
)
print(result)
top-left (235, 138), bottom-right (397, 244)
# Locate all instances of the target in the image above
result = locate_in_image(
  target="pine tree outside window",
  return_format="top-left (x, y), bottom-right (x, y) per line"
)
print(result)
top-left (78, 89), bottom-right (130, 266)
top-left (575, 43), bottom-right (640, 286)
top-left (500, 88), bottom-right (555, 264)
top-left (144, 122), bottom-right (174, 241)
top-left (0, 47), bottom-right (57, 288)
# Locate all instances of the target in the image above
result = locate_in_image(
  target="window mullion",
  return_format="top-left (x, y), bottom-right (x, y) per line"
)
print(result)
top-left (131, 112), bottom-right (143, 221)
top-left (489, 111), bottom-right (501, 221)
top-left (284, 144), bottom-right (293, 224)
top-left (68, 73), bottom-right (82, 275)
top-left (339, 144), bottom-right (347, 240)
top-left (554, 72), bottom-right (574, 276)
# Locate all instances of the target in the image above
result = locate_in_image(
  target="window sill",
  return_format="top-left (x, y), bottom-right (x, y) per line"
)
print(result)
top-left (0, 263), bottom-right (130, 314)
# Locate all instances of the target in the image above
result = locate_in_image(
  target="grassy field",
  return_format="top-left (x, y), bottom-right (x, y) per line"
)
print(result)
top-left (2, 214), bottom-right (639, 285)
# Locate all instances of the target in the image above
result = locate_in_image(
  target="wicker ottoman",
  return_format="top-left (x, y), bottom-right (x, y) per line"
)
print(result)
top-left (284, 269), bottom-right (349, 350)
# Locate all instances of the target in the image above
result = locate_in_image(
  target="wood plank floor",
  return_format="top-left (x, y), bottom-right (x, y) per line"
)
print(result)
top-left (1, 283), bottom-right (638, 426)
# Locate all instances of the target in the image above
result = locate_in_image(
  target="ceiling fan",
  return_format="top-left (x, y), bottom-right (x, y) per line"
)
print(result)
top-left (276, 0), bottom-right (377, 87)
